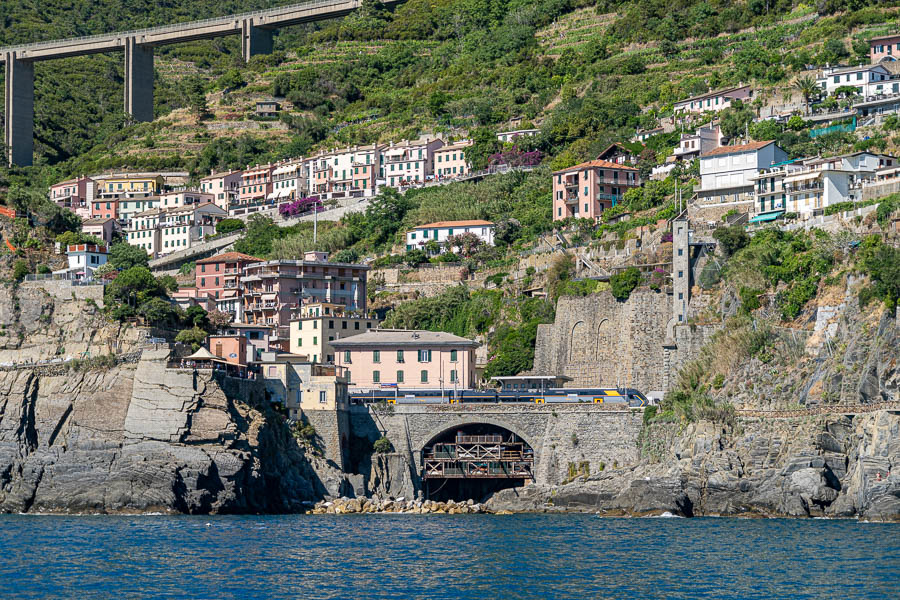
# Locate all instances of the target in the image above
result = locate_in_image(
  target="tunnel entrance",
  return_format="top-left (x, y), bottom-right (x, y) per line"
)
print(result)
top-left (421, 424), bottom-right (534, 502)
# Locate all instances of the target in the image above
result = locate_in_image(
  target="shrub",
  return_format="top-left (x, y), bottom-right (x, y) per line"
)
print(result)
top-left (738, 287), bottom-right (762, 314)
top-left (713, 225), bottom-right (750, 257)
top-left (610, 267), bottom-right (642, 301)
top-left (215, 219), bottom-right (245, 235)
top-left (12, 260), bottom-right (29, 282)
top-left (373, 436), bottom-right (393, 453)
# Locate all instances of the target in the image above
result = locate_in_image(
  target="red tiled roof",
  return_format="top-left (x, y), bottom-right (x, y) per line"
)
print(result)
top-left (196, 251), bottom-right (263, 264)
top-left (552, 159), bottom-right (639, 174)
top-left (413, 220), bottom-right (494, 229)
top-left (700, 140), bottom-right (774, 158)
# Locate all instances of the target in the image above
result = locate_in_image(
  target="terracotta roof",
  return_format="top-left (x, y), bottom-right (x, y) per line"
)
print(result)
top-left (200, 169), bottom-right (242, 180)
top-left (82, 218), bottom-right (115, 226)
top-left (330, 329), bottom-right (479, 348)
top-left (196, 251), bottom-right (263, 265)
top-left (413, 220), bottom-right (494, 229)
top-left (552, 159), bottom-right (639, 174)
top-left (700, 140), bottom-right (774, 158)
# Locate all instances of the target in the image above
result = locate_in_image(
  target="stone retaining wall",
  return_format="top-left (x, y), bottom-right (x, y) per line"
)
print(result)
top-left (21, 280), bottom-right (105, 307)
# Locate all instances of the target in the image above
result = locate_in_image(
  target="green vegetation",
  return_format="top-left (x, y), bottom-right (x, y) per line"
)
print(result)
top-left (215, 219), bottom-right (246, 235)
top-left (610, 267), bottom-right (641, 301)
top-left (381, 285), bottom-right (555, 377)
top-left (373, 436), bottom-right (393, 454)
top-left (856, 236), bottom-right (900, 311)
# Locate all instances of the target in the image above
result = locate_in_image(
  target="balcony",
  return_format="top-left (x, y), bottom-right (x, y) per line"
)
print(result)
top-left (785, 182), bottom-right (823, 193)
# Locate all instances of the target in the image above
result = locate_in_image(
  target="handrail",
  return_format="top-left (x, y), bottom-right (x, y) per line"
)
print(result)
top-left (0, 0), bottom-right (389, 55)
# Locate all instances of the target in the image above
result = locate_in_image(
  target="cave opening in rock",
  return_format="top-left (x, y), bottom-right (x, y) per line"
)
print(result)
top-left (421, 424), bottom-right (534, 502)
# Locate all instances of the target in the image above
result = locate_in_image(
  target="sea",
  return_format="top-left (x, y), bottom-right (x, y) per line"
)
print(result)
top-left (0, 513), bottom-right (897, 599)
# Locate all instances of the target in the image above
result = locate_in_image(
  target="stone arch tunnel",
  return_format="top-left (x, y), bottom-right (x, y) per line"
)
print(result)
top-left (345, 403), bottom-right (643, 500)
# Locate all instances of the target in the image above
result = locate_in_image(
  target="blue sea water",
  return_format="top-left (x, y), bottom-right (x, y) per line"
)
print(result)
top-left (0, 514), bottom-right (897, 599)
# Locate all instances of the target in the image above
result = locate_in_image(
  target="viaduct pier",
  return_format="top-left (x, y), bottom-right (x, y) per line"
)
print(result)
top-left (1, 0), bottom-right (403, 166)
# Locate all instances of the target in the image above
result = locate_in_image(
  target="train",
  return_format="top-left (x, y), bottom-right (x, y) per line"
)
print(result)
top-left (349, 387), bottom-right (650, 407)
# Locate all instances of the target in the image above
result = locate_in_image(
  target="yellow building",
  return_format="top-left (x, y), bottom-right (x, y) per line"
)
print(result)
top-left (96, 174), bottom-right (164, 199)
top-left (289, 302), bottom-right (380, 364)
top-left (256, 351), bottom-right (350, 419)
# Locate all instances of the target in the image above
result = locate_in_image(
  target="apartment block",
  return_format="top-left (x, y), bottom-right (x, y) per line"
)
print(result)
top-left (552, 159), bottom-right (641, 221)
top-left (195, 251), bottom-right (262, 303)
top-left (241, 251), bottom-right (369, 343)
top-left (289, 302), bottom-right (380, 364)
top-left (434, 140), bottom-right (473, 179)
top-left (200, 169), bottom-right (243, 210)
top-left (382, 137), bottom-right (445, 188)
top-left (695, 141), bottom-right (788, 207)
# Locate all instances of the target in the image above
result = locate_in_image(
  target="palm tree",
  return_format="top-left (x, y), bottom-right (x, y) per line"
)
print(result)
top-left (793, 74), bottom-right (819, 115)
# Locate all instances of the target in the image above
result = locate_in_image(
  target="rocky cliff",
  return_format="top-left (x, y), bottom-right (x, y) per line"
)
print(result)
top-left (0, 348), bottom-right (333, 514)
top-left (489, 297), bottom-right (900, 520)
top-left (487, 411), bottom-right (900, 520)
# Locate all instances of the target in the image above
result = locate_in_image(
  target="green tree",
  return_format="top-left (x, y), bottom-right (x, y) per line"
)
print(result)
top-left (215, 218), bottom-right (245, 234)
top-left (466, 127), bottom-right (501, 171)
top-left (713, 225), bottom-right (750, 257)
top-left (138, 297), bottom-right (179, 325)
top-left (12, 260), bottom-right (29, 282)
top-left (719, 100), bottom-right (755, 139)
top-left (792, 74), bottom-right (819, 115)
top-left (105, 267), bottom-right (164, 310)
top-left (175, 326), bottom-right (208, 351)
top-left (108, 242), bottom-right (149, 270)
top-left (610, 267), bottom-right (642, 301)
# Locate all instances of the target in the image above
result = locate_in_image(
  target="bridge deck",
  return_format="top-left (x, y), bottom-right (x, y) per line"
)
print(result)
top-left (0, 0), bottom-right (402, 62)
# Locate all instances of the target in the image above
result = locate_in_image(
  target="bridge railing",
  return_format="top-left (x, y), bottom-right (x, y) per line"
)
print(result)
top-left (0, 0), bottom-right (373, 54)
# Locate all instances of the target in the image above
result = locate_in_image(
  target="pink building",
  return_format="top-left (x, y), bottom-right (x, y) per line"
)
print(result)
top-left (673, 84), bottom-right (752, 115)
top-left (208, 335), bottom-right (248, 366)
top-left (49, 176), bottom-right (93, 217)
top-left (195, 251), bottom-right (262, 301)
top-left (332, 330), bottom-right (479, 391)
top-left (383, 136), bottom-right (445, 188)
top-left (552, 159), bottom-right (641, 221)
top-left (91, 198), bottom-right (119, 221)
top-left (434, 140), bottom-right (473, 179)
top-left (239, 164), bottom-right (274, 206)
top-left (241, 251), bottom-right (369, 344)
top-left (81, 217), bottom-right (118, 244)
top-left (200, 170), bottom-right (243, 210)
top-left (870, 34), bottom-right (900, 63)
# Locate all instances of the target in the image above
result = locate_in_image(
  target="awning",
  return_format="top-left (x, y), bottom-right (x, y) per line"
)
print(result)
top-left (749, 210), bottom-right (785, 223)
top-left (267, 193), bottom-right (278, 200)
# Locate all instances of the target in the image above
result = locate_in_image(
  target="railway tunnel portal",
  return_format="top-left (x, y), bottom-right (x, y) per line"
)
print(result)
top-left (346, 403), bottom-right (644, 500)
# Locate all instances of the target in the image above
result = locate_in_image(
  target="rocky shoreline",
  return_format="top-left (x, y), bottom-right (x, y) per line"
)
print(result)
top-left (307, 496), bottom-right (492, 515)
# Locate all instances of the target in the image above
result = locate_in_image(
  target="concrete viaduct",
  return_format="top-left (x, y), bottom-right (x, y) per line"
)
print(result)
top-left (1, 0), bottom-right (403, 167)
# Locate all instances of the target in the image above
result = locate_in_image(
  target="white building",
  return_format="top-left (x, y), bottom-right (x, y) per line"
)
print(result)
top-left (117, 196), bottom-right (159, 226)
top-left (749, 151), bottom-right (895, 222)
top-left (817, 64), bottom-right (893, 97)
top-left (383, 137), bottom-right (445, 188)
top-left (497, 129), bottom-right (540, 143)
top-left (306, 143), bottom-right (384, 199)
top-left (271, 160), bottom-right (308, 202)
top-left (673, 124), bottom-right (724, 161)
top-left (158, 190), bottom-right (214, 210)
top-left (405, 220), bottom-right (495, 251)
top-left (696, 141), bottom-right (788, 206)
top-left (53, 244), bottom-right (108, 280)
top-left (673, 85), bottom-right (753, 115)
top-left (127, 202), bottom-right (226, 257)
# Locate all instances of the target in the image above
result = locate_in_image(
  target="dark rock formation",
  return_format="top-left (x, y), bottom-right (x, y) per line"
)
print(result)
top-left (0, 349), bottom-right (329, 514)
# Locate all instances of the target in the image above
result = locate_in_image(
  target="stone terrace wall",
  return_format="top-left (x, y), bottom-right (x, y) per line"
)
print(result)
top-left (533, 289), bottom-right (672, 391)
top-left (21, 280), bottom-right (105, 307)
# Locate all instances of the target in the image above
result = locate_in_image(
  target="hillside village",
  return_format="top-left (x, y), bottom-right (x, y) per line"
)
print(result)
top-left (0, 0), bottom-right (898, 517)
top-left (0, 17), bottom-right (895, 402)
